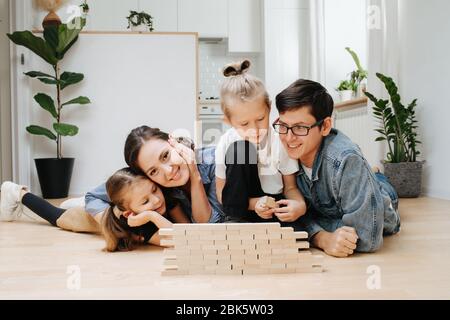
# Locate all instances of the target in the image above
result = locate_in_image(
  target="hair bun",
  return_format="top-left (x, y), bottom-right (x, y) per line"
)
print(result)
top-left (223, 60), bottom-right (251, 77)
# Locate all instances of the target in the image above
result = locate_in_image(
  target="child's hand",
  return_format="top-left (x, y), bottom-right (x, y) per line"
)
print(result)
top-left (273, 199), bottom-right (306, 222)
top-left (127, 211), bottom-right (156, 227)
top-left (255, 197), bottom-right (275, 219)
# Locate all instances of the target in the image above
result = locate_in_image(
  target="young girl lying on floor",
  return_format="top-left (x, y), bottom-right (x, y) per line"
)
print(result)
top-left (101, 167), bottom-right (190, 251)
top-left (0, 168), bottom-right (190, 252)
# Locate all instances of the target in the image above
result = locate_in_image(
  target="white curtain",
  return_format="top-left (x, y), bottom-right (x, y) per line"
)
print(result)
top-left (305, 0), bottom-right (326, 83)
top-left (366, 0), bottom-right (400, 163)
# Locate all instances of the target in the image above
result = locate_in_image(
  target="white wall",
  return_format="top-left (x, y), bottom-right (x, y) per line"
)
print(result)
top-left (263, 0), bottom-right (309, 121)
top-left (324, 0), bottom-right (367, 100)
top-left (398, 0), bottom-right (450, 199)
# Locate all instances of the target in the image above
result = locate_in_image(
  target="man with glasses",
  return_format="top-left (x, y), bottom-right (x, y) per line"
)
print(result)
top-left (273, 79), bottom-right (400, 257)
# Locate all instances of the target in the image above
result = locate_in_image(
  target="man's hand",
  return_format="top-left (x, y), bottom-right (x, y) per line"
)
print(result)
top-left (313, 226), bottom-right (358, 257)
top-left (254, 197), bottom-right (275, 219)
top-left (273, 199), bottom-right (306, 222)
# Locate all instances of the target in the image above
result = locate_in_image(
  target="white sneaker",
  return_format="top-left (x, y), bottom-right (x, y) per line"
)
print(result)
top-left (60, 196), bottom-right (85, 209)
top-left (0, 181), bottom-right (27, 221)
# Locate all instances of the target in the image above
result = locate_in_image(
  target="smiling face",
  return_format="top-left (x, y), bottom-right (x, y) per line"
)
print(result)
top-left (278, 106), bottom-right (332, 168)
top-left (136, 138), bottom-right (190, 188)
top-left (225, 95), bottom-right (270, 144)
top-left (121, 177), bottom-right (166, 216)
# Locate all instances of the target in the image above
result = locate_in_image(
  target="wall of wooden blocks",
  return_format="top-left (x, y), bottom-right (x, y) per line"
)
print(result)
top-left (160, 223), bottom-right (324, 276)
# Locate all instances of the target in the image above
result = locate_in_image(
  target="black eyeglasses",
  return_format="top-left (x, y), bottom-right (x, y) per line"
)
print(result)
top-left (272, 119), bottom-right (324, 136)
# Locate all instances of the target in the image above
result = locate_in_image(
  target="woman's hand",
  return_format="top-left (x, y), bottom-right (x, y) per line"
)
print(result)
top-left (254, 197), bottom-right (276, 220)
top-left (273, 199), bottom-right (306, 222)
top-left (168, 137), bottom-right (199, 176)
top-left (127, 211), bottom-right (158, 227)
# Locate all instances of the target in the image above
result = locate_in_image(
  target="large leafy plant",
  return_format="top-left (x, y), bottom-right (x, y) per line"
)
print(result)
top-left (7, 17), bottom-right (90, 159)
top-left (345, 47), bottom-right (368, 93)
top-left (365, 73), bottom-right (420, 163)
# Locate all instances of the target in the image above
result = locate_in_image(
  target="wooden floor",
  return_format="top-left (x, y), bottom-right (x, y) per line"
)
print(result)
top-left (1, 197), bottom-right (450, 299)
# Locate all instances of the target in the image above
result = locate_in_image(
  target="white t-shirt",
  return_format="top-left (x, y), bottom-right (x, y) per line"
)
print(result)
top-left (301, 164), bottom-right (313, 180)
top-left (215, 127), bottom-right (299, 195)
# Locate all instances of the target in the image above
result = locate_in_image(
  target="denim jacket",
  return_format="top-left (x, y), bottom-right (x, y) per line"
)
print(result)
top-left (85, 147), bottom-right (225, 223)
top-left (296, 129), bottom-right (400, 252)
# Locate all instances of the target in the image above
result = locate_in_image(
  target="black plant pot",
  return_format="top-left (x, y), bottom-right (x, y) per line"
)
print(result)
top-left (35, 158), bottom-right (75, 199)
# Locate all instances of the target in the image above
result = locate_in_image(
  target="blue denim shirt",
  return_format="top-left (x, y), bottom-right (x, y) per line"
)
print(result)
top-left (296, 129), bottom-right (400, 252)
top-left (85, 147), bottom-right (225, 223)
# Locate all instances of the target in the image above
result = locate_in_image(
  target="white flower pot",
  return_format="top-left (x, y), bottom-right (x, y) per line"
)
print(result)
top-left (339, 90), bottom-right (354, 102)
top-left (131, 24), bottom-right (148, 32)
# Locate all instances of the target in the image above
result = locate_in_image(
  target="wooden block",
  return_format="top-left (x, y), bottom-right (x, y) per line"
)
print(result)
top-left (201, 224), bottom-right (227, 231)
top-left (163, 248), bottom-right (189, 256)
top-left (238, 234), bottom-right (255, 240)
top-left (267, 263), bottom-right (286, 270)
top-left (162, 269), bottom-right (188, 276)
top-left (260, 196), bottom-right (279, 209)
top-left (214, 240), bottom-right (229, 246)
top-left (267, 232), bottom-right (282, 240)
top-left (270, 257), bottom-right (287, 264)
top-left (270, 268), bottom-right (296, 274)
top-left (216, 269), bottom-right (243, 275)
top-left (281, 227), bottom-right (294, 233)
top-left (268, 239), bottom-right (284, 246)
top-left (173, 223), bottom-right (200, 231)
top-left (272, 248), bottom-right (297, 255)
top-left (184, 234), bottom-right (200, 240)
top-left (254, 233), bottom-right (270, 240)
top-left (242, 268), bottom-right (268, 275)
top-left (158, 228), bottom-right (176, 236)
top-left (296, 241), bottom-right (310, 249)
top-left (293, 231), bottom-right (308, 239)
top-left (243, 228), bottom-right (267, 235)
top-left (225, 230), bottom-right (240, 237)
top-left (160, 239), bottom-right (175, 246)
top-left (217, 255), bottom-right (231, 262)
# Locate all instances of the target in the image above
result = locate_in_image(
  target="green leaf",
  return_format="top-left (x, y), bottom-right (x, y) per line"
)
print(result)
top-left (62, 96), bottom-right (91, 107)
top-left (56, 17), bottom-right (86, 59)
top-left (375, 137), bottom-right (386, 142)
top-left (24, 71), bottom-right (55, 79)
top-left (53, 123), bottom-right (79, 136)
top-left (60, 72), bottom-right (84, 90)
top-left (34, 93), bottom-right (57, 119)
top-left (7, 31), bottom-right (57, 65)
top-left (26, 125), bottom-right (57, 140)
top-left (43, 26), bottom-right (59, 55)
top-left (37, 77), bottom-right (60, 86)
top-left (345, 47), bottom-right (365, 72)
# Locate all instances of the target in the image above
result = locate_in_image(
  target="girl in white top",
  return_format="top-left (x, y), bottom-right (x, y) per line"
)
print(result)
top-left (215, 60), bottom-right (307, 224)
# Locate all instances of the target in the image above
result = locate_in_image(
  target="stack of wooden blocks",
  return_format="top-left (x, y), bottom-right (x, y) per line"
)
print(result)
top-left (160, 222), bottom-right (323, 276)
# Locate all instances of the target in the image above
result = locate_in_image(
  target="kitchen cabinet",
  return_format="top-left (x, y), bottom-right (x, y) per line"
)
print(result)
top-left (228, 0), bottom-right (262, 52)
top-left (177, 0), bottom-right (228, 37)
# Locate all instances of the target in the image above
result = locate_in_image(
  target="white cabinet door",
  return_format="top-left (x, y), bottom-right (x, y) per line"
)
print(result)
top-left (228, 0), bottom-right (261, 52)
top-left (178, 0), bottom-right (228, 37)
top-left (88, 0), bottom-right (139, 31)
top-left (139, 0), bottom-right (178, 32)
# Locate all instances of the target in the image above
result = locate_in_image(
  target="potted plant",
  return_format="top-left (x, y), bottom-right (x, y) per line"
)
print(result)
top-left (126, 10), bottom-right (154, 32)
top-left (336, 79), bottom-right (357, 102)
top-left (7, 17), bottom-right (90, 198)
top-left (365, 73), bottom-right (423, 198)
top-left (80, 0), bottom-right (89, 15)
top-left (345, 47), bottom-right (368, 97)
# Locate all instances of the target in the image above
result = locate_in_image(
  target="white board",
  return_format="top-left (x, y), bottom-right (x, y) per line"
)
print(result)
top-left (28, 32), bottom-right (198, 195)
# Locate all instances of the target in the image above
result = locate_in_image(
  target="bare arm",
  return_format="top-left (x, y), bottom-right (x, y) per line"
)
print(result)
top-left (167, 204), bottom-right (191, 223)
top-left (216, 177), bottom-right (225, 204)
top-left (272, 174), bottom-right (307, 222)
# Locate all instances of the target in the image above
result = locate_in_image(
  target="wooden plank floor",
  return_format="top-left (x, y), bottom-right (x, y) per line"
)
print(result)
top-left (1, 197), bottom-right (450, 299)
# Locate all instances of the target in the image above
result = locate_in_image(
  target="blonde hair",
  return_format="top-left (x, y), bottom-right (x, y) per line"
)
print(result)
top-left (220, 60), bottom-right (271, 118)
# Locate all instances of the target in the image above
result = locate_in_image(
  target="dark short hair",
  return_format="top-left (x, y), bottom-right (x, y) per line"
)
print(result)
top-left (275, 79), bottom-right (334, 122)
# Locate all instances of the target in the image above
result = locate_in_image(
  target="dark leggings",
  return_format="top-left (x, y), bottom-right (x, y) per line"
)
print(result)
top-left (221, 140), bottom-right (304, 231)
top-left (21, 193), bottom-right (66, 226)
